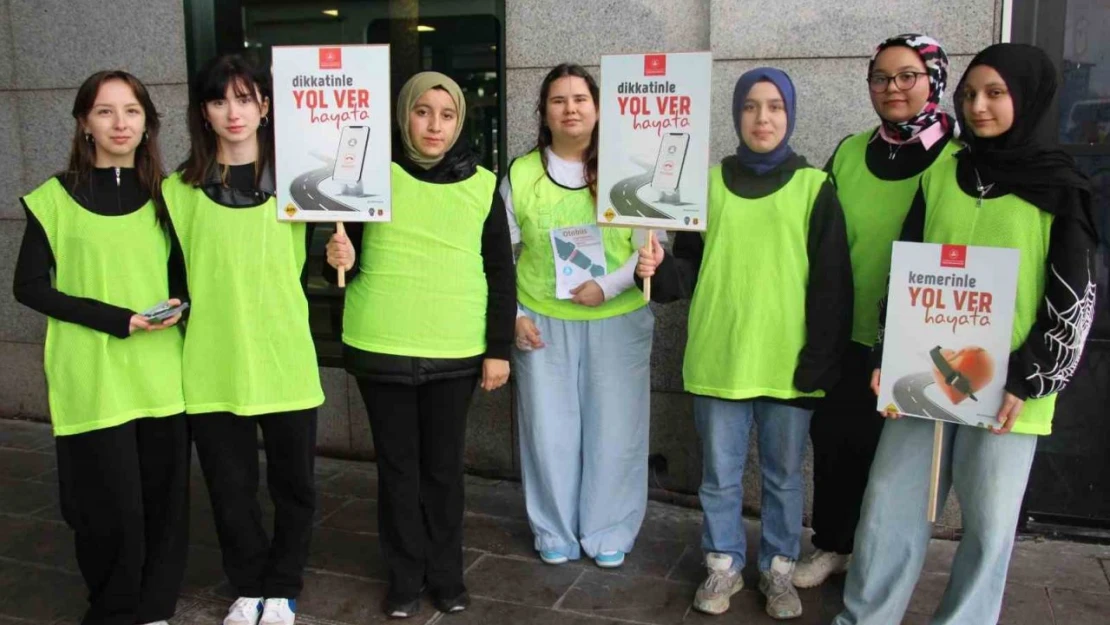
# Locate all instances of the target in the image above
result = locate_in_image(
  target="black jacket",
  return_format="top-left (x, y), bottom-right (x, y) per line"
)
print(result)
top-left (324, 145), bottom-right (516, 385)
top-left (872, 153), bottom-right (1099, 401)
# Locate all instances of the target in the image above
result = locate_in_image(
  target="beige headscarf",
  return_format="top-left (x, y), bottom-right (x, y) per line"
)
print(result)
top-left (396, 71), bottom-right (466, 169)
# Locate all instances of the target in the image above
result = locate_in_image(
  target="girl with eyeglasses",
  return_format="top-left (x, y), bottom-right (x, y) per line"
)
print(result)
top-left (833, 43), bottom-right (1097, 625)
top-left (795, 34), bottom-right (960, 590)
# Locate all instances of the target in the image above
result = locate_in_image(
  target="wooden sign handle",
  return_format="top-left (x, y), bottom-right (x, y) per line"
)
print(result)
top-left (927, 421), bottom-right (944, 522)
top-left (336, 222), bottom-right (347, 288)
top-left (642, 229), bottom-right (653, 302)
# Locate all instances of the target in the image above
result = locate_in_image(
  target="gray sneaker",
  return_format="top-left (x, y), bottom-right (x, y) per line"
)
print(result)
top-left (759, 555), bottom-right (802, 620)
top-left (692, 553), bottom-right (745, 615)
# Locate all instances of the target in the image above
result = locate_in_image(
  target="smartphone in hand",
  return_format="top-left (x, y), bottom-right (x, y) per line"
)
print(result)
top-left (141, 301), bottom-right (189, 323)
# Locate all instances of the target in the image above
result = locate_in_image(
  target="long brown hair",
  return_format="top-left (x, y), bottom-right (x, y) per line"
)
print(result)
top-left (64, 70), bottom-right (168, 224)
top-left (179, 54), bottom-right (274, 186)
top-left (534, 64), bottom-right (600, 198)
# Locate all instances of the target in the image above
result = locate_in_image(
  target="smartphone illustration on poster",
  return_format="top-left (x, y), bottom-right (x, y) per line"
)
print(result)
top-left (332, 125), bottom-right (371, 183)
top-left (651, 132), bottom-right (690, 194)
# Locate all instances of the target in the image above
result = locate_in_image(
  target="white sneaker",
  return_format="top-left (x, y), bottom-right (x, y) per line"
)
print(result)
top-left (260, 598), bottom-right (297, 624)
top-left (791, 549), bottom-right (851, 588)
top-left (760, 556), bottom-right (802, 620)
top-left (224, 597), bottom-right (263, 625)
top-left (692, 552), bottom-right (745, 615)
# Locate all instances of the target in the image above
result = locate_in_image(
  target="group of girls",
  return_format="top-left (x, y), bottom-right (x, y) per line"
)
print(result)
top-left (16, 56), bottom-right (327, 625)
top-left (13, 31), bottom-right (1096, 625)
top-left (635, 34), bottom-right (1096, 624)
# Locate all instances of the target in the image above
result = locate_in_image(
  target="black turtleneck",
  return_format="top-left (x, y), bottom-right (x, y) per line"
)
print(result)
top-left (13, 168), bottom-right (186, 339)
top-left (323, 148), bottom-right (516, 367)
top-left (638, 155), bottom-right (855, 406)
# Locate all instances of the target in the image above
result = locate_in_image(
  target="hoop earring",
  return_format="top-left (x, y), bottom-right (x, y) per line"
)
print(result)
top-left (204, 121), bottom-right (212, 131)
top-left (259, 115), bottom-right (270, 128)
top-left (84, 133), bottom-right (93, 144)
top-left (142, 131), bottom-right (149, 143)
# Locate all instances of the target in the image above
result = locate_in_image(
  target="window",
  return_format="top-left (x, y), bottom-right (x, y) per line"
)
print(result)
top-left (1012, 0), bottom-right (1110, 531)
top-left (185, 0), bottom-right (506, 366)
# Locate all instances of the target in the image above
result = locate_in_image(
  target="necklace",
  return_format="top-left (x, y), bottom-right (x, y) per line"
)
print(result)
top-left (973, 167), bottom-right (995, 208)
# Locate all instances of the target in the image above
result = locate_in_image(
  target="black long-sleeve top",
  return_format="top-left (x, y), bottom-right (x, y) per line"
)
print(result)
top-left (13, 168), bottom-right (186, 339)
top-left (823, 122), bottom-right (955, 180)
top-left (324, 148), bottom-right (516, 383)
top-left (641, 154), bottom-right (854, 406)
top-left (872, 158), bottom-right (1099, 401)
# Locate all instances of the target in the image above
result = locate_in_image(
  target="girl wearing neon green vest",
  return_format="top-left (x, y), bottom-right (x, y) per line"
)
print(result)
top-left (835, 44), bottom-right (1098, 625)
top-left (637, 68), bottom-right (853, 619)
top-left (325, 72), bottom-right (515, 618)
top-left (165, 55), bottom-right (323, 625)
top-left (798, 34), bottom-right (960, 590)
top-left (13, 71), bottom-right (189, 625)
top-left (502, 64), bottom-right (654, 572)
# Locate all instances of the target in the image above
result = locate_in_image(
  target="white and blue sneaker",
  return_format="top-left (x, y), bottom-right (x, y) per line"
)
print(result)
top-left (539, 550), bottom-right (569, 565)
top-left (223, 597), bottom-right (263, 625)
top-left (595, 550), bottom-right (625, 568)
top-left (260, 598), bottom-right (297, 625)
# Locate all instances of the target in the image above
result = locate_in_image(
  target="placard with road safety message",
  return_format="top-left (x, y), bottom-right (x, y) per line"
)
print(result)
top-left (597, 52), bottom-right (711, 231)
top-left (273, 45), bottom-right (391, 222)
top-left (877, 242), bottom-right (1020, 428)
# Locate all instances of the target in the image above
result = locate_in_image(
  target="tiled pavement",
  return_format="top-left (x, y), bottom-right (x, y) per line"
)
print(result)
top-left (0, 418), bottom-right (1108, 624)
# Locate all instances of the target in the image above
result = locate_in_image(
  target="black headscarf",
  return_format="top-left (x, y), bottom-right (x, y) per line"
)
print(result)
top-left (954, 43), bottom-right (1090, 216)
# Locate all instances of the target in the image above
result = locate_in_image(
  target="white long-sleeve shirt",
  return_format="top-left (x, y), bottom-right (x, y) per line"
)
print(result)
top-left (500, 149), bottom-right (661, 316)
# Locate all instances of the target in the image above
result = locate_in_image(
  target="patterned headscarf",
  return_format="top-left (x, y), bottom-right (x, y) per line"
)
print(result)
top-left (869, 33), bottom-right (950, 143)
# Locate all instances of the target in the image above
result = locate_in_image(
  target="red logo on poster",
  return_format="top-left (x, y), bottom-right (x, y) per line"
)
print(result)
top-left (940, 244), bottom-right (967, 268)
top-left (644, 54), bottom-right (666, 76)
top-left (319, 48), bottom-right (342, 70)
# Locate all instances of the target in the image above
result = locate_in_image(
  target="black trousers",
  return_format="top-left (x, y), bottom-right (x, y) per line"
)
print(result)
top-left (809, 342), bottom-right (886, 555)
top-left (190, 409), bottom-right (317, 599)
top-left (355, 375), bottom-right (477, 603)
top-left (56, 414), bottom-right (190, 625)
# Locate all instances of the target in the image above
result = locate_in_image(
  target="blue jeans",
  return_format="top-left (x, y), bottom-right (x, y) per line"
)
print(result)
top-left (833, 417), bottom-right (1038, 625)
top-left (513, 305), bottom-right (654, 559)
top-left (694, 396), bottom-right (812, 571)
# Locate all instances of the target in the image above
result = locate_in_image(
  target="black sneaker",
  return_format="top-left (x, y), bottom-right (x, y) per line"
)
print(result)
top-left (432, 590), bottom-right (471, 614)
top-left (383, 596), bottom-right (421, 619)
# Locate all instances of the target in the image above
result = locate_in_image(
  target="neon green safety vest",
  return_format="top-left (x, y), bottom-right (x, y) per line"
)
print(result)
top-left (163, 173), bottom-right (323, 416)
top-left (510, 151), bottom-right (646, 321)
top-left (920, 156), bottom-right (1056, 435)
top-left (683, 165), bottom-right (829, 401)
top-left (23, 178), bottom-right (185, 435)
top-left (832, 129), bottom-right (959, 346)
top-left (343, 163), bottom-right (494, 358)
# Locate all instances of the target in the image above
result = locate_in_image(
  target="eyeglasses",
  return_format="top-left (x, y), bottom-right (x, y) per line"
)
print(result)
top-left (868, 71), bottom-right (929, 93)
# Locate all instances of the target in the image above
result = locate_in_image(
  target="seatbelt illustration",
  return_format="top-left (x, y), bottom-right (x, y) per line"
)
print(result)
top-left (554, 237), bottom-right (606, 278)
top-left (929, 346), bottom-right (979, 402)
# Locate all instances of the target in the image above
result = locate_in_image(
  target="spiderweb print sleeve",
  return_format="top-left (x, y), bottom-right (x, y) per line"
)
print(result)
top-left (1025, 264), bottom-right (1097, 397)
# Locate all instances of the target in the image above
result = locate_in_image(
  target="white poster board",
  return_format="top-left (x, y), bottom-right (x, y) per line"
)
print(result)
top-left (877, 242), bottom-right (1020, 428)
top-left (272, 45), bottom-right (391, 222)
top-left (597, 52), bottom-right (711, 231)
